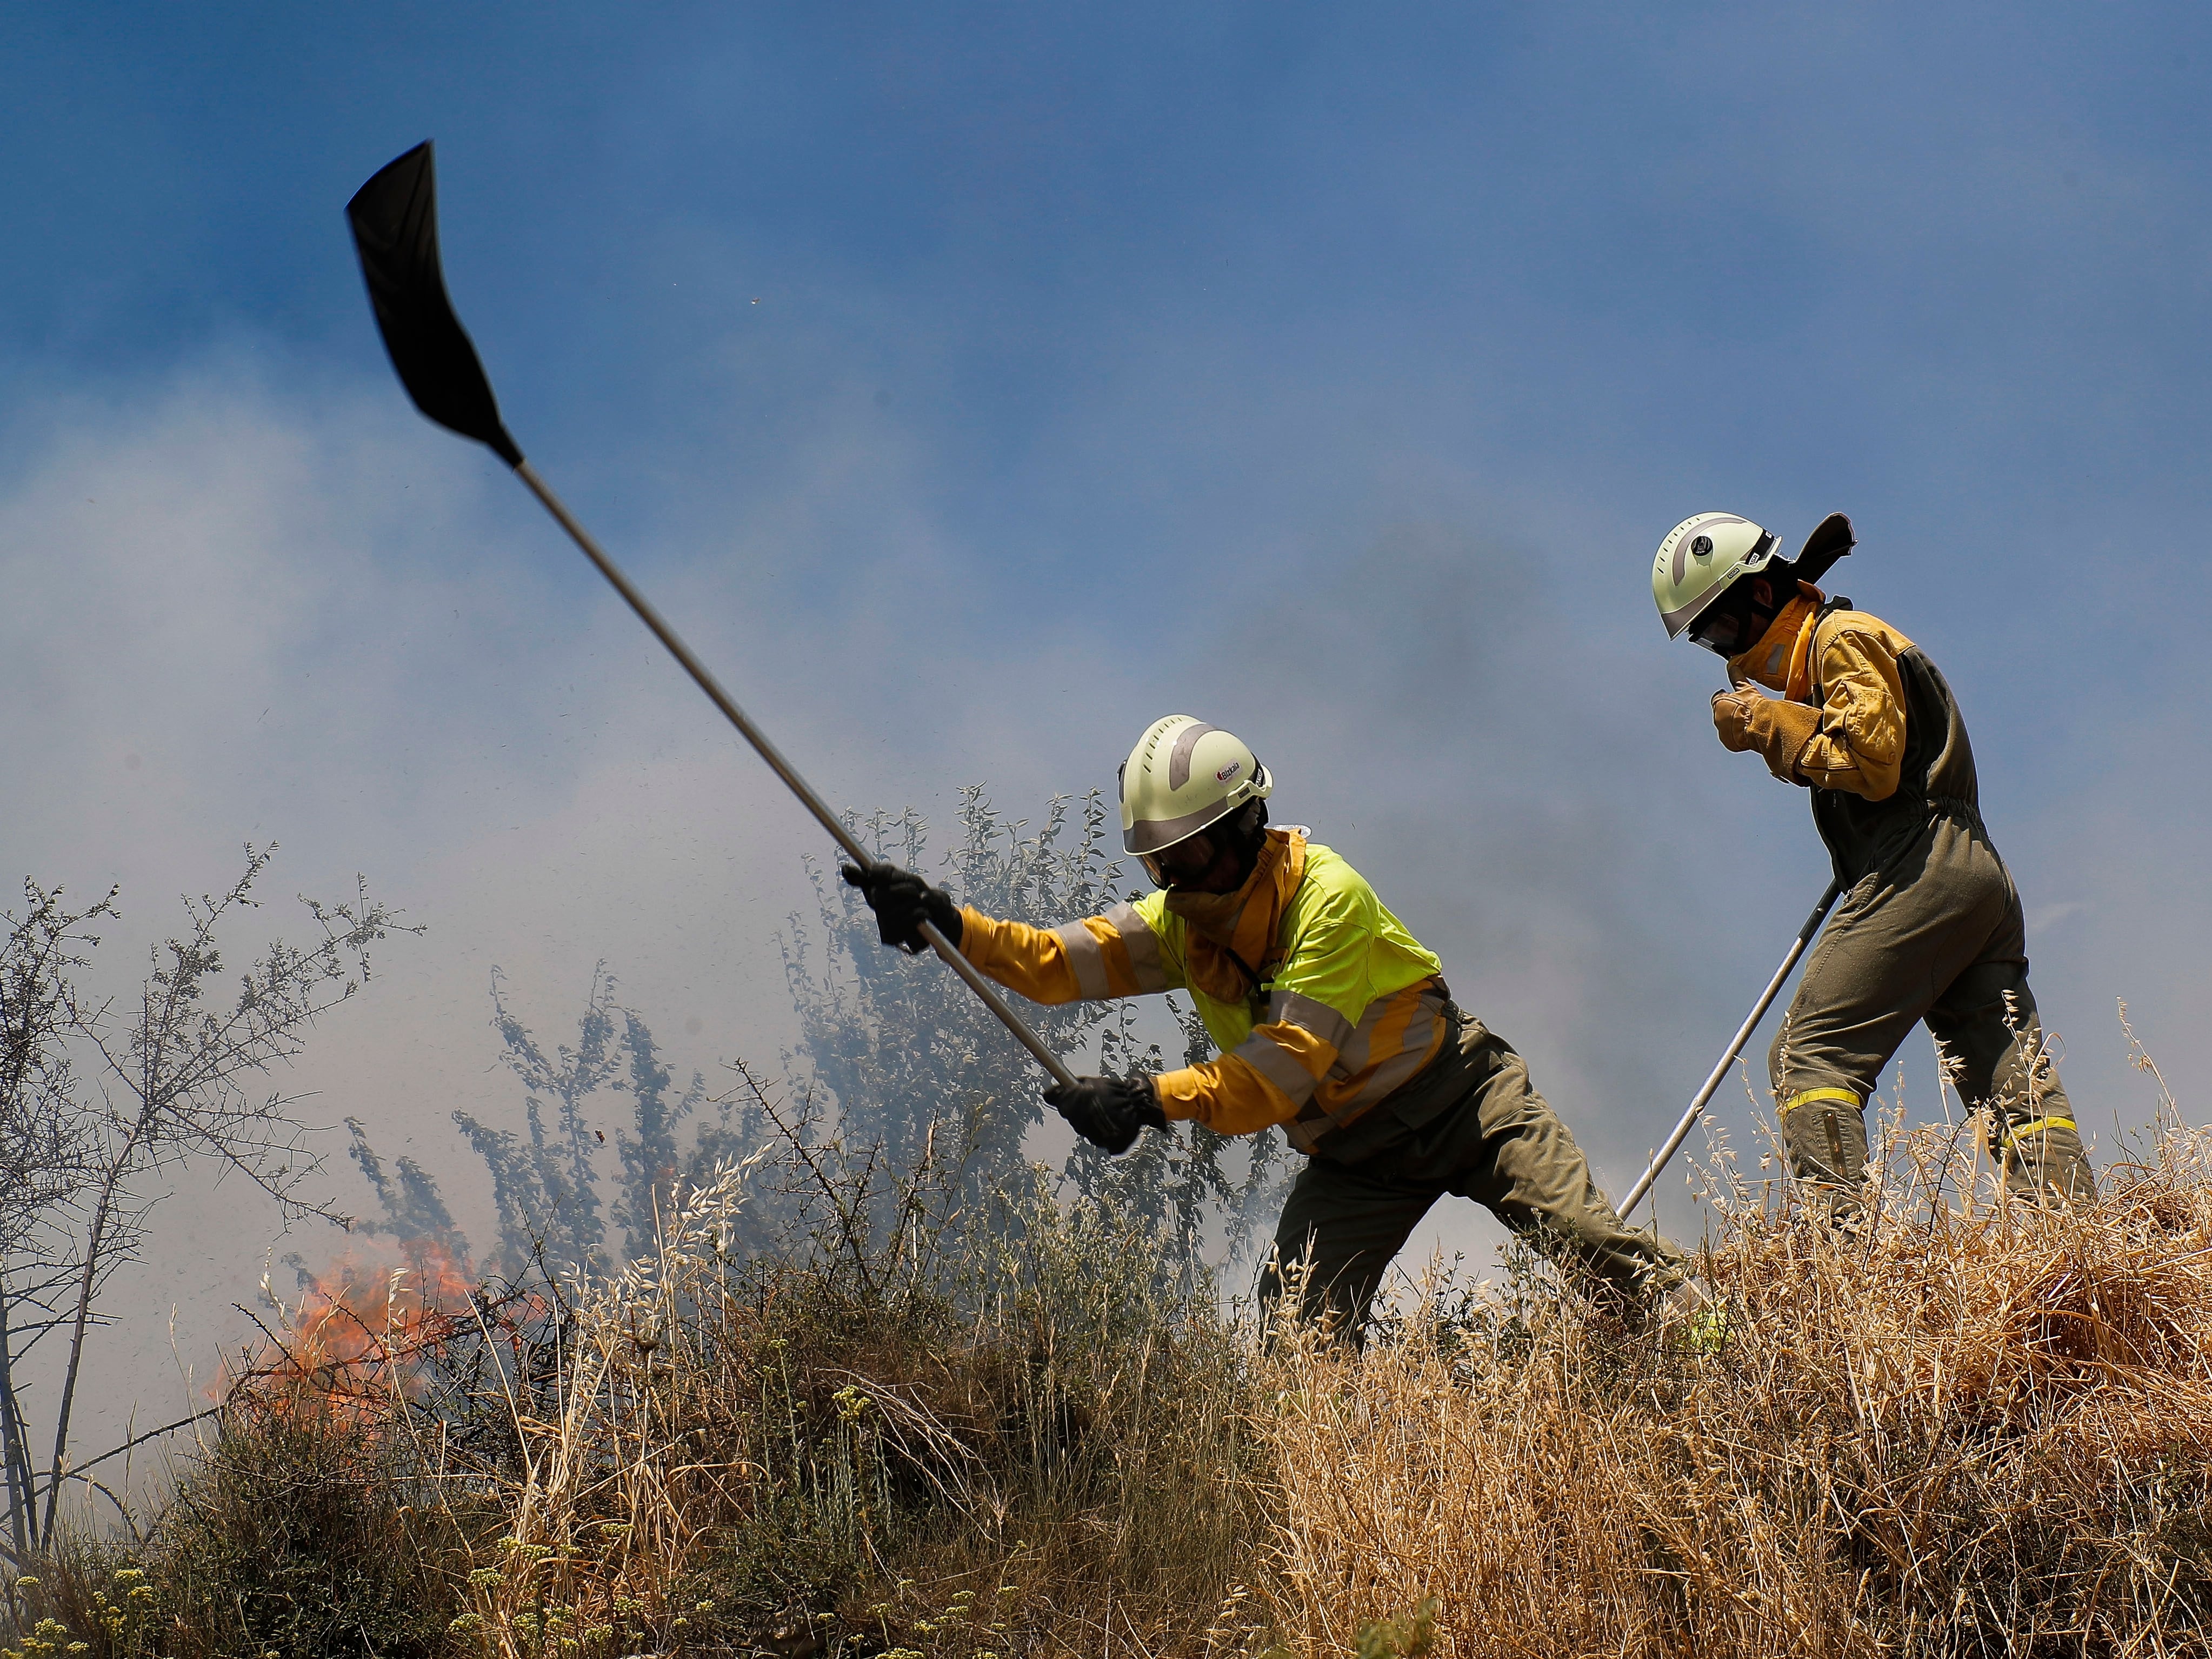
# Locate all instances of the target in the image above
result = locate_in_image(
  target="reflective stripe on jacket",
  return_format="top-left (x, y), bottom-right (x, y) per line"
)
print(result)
top-left (956, 837), bottom-right (1447, 1150)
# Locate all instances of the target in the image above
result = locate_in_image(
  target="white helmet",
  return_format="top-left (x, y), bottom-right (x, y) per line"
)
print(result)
top-left (1653, 509), bottom-right (1857, 647)
top-left (1652, 512), bottom-right (1782, 641)
top-left (1119, 716), bottom-right (1272, 858)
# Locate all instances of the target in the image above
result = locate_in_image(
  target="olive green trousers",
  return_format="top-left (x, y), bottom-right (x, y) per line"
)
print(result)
top-left (1772, 812), bottom-right (2096, 1209)
top-left (1261, 1016), bottom-right (1683, 1334)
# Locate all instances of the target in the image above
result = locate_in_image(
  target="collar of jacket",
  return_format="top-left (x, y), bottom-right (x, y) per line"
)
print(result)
top-left (1782, 597), bottom-right (1824, 703)
top-left (1727, 584), bottom-right (1825, 696)
top-left (1165, 827), bottom-right (1308, 1004)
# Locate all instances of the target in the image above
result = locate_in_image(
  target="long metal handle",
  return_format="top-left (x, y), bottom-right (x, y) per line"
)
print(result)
top-left (915, 920), bottom-right (1074, 1084)
top-left (1619, 880), bottom-right (1842, 1219)
top-left (512, 459), bottom-right (1077, 1090)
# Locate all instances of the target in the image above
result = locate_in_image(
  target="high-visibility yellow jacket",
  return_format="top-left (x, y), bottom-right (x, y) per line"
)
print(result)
top-left (957, 829), bottom-right (1447, 1153)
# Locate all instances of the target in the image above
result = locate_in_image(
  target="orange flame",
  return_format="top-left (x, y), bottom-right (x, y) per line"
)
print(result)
top-left (238, 1238), bottom-right (479, 1421)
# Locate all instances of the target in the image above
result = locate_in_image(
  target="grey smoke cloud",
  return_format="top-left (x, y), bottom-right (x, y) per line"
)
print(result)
top-left (0, 351), bottom-right (2197, 1495)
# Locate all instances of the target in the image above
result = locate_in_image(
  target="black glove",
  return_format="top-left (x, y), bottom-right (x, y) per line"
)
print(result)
top-left (1044, 1074), bottom-right (1167, 1155)
top-left (836, 862), bottom-right (960, 955)
top-left (840, 864), bottom-right (963, 954)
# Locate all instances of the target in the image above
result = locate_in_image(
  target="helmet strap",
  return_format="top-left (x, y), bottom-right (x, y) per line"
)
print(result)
top-left (1225, 799), bottom-right (1270, 876)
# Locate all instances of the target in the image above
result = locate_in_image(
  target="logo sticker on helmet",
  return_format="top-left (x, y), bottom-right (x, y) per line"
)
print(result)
top-left (1691, 535), bottom-right (1713, 557)
top-left (1215, 760), bottom-right (1242, 783)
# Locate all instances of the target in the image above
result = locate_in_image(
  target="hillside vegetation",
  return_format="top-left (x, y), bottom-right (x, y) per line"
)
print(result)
top-left (6, 802), bottom-right (2208, 1656)
top-left (9, 1098), bottom-right (2212, 1659)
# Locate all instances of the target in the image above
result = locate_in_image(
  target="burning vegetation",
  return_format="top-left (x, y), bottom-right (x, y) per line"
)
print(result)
top-left (17, 1088), bottom-right (2212, 1658)
top-left (6, 807), bottom-right (2212, 1656)
top-left (244, 1240), bottom-right (482, 1417)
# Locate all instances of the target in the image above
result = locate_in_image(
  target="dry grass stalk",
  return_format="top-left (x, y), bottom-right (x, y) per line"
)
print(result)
top-left (1258, 1120), bottom-right (2212, 1657)
top-left (25, 1088), bottom-right (2212, 1657)
top-left (429, 1151), bottom-right (1265, 1657)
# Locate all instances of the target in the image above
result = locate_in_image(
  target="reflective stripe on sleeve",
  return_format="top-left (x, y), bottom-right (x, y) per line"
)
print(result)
top-left (1047, 904), bottom-right (1178, 1000)
top-left (1231, 1028), bottom-right (1322, 1111)
top-left (1052, 921), bottom-right (1111, 1000)
top-left (1102, 902), bottom-right (1176, 994)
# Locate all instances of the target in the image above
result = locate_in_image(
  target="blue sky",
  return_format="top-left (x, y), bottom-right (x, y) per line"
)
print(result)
top-left (4, 4), bottom-right (2209, 1443)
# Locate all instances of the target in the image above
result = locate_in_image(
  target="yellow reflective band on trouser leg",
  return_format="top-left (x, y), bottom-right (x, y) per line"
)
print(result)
top-left (1778, 1087), bottom-right (1861, 1116)
top-left (1997, 1116), bottom-right (2077, 1145)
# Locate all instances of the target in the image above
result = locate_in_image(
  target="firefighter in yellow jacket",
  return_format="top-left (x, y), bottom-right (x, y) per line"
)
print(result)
top-left (843, 716), bottom-right (1687, 1334)
top-left (1655, 511), bottom-right (2095, 1211)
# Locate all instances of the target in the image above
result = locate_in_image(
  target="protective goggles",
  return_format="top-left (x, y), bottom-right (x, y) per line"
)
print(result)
top-left (1139, 830), bottom-right (1219, 890)
top-left (1685, 572), bottom-right (1785, 656)
top-left (1686, 602), bottom-right (1750, 655)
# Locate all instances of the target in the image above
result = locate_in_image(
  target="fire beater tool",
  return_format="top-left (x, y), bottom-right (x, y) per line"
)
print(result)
top-left (1619, 880), bottom-right (1843, 1218)
top-left (345, 141), bottom-right (1075, 1089)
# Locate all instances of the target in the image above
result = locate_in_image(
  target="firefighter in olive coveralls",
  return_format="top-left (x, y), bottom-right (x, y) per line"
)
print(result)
top-left (843, 716), bottom-right (1688, 1333)
top-left (1655, 511), bottom-right (2095, 1211)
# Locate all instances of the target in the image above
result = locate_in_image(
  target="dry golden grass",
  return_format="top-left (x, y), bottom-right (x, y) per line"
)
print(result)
top-left (1258, 1115), bottom-right (2212, 1657)
top-left (430, 1112), bottom-right (2212, 1656)
top-left (431, 1160), bottom-right (1268, 1658)
top-left (21, 1095), bottom-right (2212, 1658)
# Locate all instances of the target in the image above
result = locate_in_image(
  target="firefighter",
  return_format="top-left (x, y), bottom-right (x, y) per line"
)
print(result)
top-left (842, 716), bottom-right (1688, 1335)
top-left (1654, 511), bottom-right (2095, 1212)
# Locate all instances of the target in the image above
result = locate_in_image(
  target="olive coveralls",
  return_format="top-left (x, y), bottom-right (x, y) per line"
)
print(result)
top-left (1261, 1005), bottom-right (1676, 1329)
top-left (1725, 599), bottom-right (2095, 1208)
top-left (957, 830), bottom-right (1684, 1332)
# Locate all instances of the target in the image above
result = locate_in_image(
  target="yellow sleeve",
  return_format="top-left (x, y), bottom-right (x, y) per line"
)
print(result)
top-left (955, 902), bottom-right (1182, 1007)
top-left (1153, 1018), bottom-right (1338, 1138)
top-left (1721, 690), bottom-right (1821, 784)
top-left (1797, 625), bottom-right (1907, 799)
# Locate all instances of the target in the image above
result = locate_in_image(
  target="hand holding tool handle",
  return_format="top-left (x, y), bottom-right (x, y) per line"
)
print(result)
top-left (514, 464), bottom-right (1077, 1090)
top-left (349, 142), bottom-right (1078, 1092)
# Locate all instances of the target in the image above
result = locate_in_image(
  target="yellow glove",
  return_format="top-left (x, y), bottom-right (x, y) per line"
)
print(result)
top-left (1712, 685), bottom-right (1821, 782)
top-left (1711, 685), bottom-right (1760, 751)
